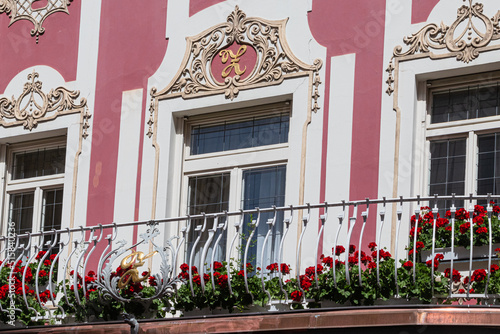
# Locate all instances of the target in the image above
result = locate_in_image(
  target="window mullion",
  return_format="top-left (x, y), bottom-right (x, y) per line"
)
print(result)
top-left (33, 187), bottom-right (43, 235)
top-left (466, 131), bottom-right (476, 197)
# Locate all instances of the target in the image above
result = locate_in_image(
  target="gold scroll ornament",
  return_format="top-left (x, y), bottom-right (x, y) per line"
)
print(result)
top-left (219, 45), bottom-right (247, 78)
top-left (117, 250), bottom-right (157, 289)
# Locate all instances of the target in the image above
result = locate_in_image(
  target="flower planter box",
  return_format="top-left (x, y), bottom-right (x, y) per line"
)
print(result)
top-left (319, 300), bottom-right (351, 308)
top-left (421, 244), bottom-right (500, 262)
top-left (373, 297), bottom-right (429, 306)
top-left (0, 321), bottom-right (25, 329)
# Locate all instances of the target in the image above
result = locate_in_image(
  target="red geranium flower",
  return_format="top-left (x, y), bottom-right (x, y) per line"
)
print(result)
top-left (471, 269), bottom-right (487, 282)
top-left (216, 274), bottom-right (228, 289)
top-left (402, 261), bottom-right (413, 269)
top-left (334, 245), bottom-right (345, 256)
top-left (266, 263), bottom-right (278, 273)
top-left (476, 226), bottom-right (488, 234)
top-left (322, 256), bottom-right (333, 267)
top-left (280, 263), bottom-right (290, 275)
top-left (444, 268), bottom-right (461, 283)
top-left (459, 222), bottom-right (470, 234)
top-left (36, 251), bottom-right (46, 260)
top-left (491, 264), bottom-right (499, 274)
top-left (456, 208), bottom-right (470, 220)
top-left (367, 242), bottom-right (377, 251)
top-left (213, 261), bottom-right (223, 270)
top-left (179, 263), bottom-right (189, 272)
top-left (291, 290), bottom-right (303, 302)
top-left (178, 271), bottom-right (189, 279)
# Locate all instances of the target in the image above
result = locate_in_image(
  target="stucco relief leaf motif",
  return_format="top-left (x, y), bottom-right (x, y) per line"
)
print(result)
top-left (444, 2), bottom-right (494, 63)
top-left (393, 23), bottom-right (448, 58)
top-left (0, 0), bottom-right (73, 43)
top-left (0, 70), bottom-right (88, 131)
top-left (387, 1), bottom-right (500, 96)
top-left (148, 6), bottom-right (322, 136)
top-left (151, 6), bottom-right (322, 104)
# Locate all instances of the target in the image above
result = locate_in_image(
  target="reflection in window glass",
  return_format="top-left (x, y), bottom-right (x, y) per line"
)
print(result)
top-left (191, 113), bottom-right (289, 155)
top-left (42, 188), bottom-right (64, 249)
top-left (12, 147), bottom-right (66, 180)
top-left (242, 165), bottom-right (286, 269)
top-left (187, 174), bottom-right (230, 265)
top-left (478, 133), bottom-right (500, 197)
top-left (432, 83), bottom-right (500, 124)
top-left (9, 192), bottom-right (34, 235)
top-left (429, 139), bottom-right (466, 211)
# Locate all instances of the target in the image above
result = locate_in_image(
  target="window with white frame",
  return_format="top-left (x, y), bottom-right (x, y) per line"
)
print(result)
top-left (3, 138), bottom-right (66, 248)
top-left (426, 73), bottom-right (500, 210)
top-left (183, 102), bottom-right (290, 268)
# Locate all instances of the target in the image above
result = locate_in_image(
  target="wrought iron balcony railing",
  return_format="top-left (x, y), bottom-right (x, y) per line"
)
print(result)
top-left (1, 194), bottom-right (500, 328)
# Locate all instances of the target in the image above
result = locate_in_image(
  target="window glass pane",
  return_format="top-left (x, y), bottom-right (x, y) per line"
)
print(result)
top-left (12, 147), bottom-right (66, 180)
top-left (225, 120), bottom-right (253, 150)
top-left (449, 89), bottom-right (468, 121)
top-left (429, 139), bottom-right (466, 212)
top-left (187, 174), bottom-right (230, 265)
top-left (191, 125), bottom-right (225, 155)
top-left (8, 192), bottom-right (34, 235)
top-left (253, 116), bottom-right (282, 147)
top-left (41, 189), bottom-right (63, 250)
top-left (242, 165), bottom-right (286, 269)
top-left (478, 133), bottom-right (500, 196)
top-left (190, 112), bottom-right (290, 155)
top-left (478, 85), bottom-right (498, 118)
top-left (431, 82), bottom-right (500, 124)
top-left (42, 189), bottom-right (63, 231)
top-left (430, 141), bottom-right (448, 158)
top-left (447, 156), bottom-right (466, 182)
top-left (430, 158), bottom-right (447, 185)
top-left (478, 152), bottom-right (494, 179)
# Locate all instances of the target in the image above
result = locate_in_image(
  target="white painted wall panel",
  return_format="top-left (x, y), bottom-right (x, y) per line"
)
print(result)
top-left (113, 89), bottom-right (143, 224)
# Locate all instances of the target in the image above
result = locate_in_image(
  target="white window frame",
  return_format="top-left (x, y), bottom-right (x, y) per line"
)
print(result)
top-left (421, 72), bottom-right (500, 200)
top-left (180, 103), bottom-right (291, 259)
top-left (1, 137), bottom-right (66, 238)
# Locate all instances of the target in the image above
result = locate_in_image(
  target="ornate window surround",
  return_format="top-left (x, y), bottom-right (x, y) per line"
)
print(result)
top-left (0, 67), bottom-right (91, 240)
top-left (386, 0), bottom-right (500, 201)
top-left (381, 0), bottom-right (500, 250)
top-left (146, 6), bottom-right (323, 231)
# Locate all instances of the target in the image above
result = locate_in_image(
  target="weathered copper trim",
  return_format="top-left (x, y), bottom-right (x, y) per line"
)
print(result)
top-left (5, 307), bottom-right (500, 333)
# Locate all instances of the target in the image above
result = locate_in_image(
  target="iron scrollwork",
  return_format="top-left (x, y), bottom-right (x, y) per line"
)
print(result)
top-left (96, 223), bottom-right (180, 307)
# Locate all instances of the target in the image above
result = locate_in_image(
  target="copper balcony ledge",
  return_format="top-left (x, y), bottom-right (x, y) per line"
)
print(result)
top-left (3, 306), bottom-right (500, 333)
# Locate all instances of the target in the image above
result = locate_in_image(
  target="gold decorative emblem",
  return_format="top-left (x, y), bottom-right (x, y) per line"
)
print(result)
top-left (386, 0), bottom-right (500, 95)
top-left (220, 45), bottom-right (247, 78)
top-left (0, 70), bottom-right (90, 134)
top-left (0, 0), bottom-right (73, 43)
top-left (147, 6), bottom-right (322, 138)
top-left (117, 250), bottom-right (157, 289)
